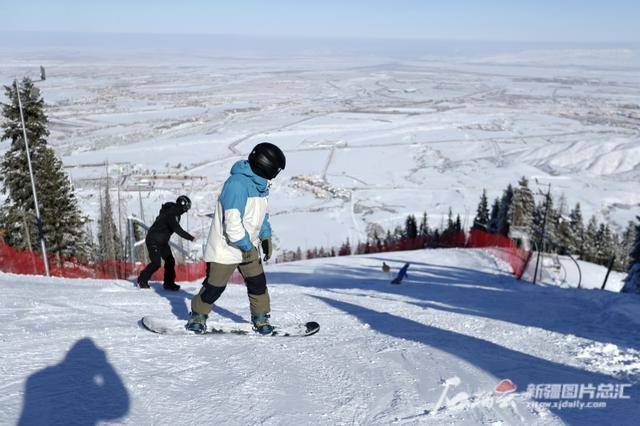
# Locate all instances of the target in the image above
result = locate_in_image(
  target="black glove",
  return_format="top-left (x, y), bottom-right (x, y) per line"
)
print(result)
top-left (241, 247), bottom-right (259, 264)
top-left (261, 237), bottom-right (272, 261)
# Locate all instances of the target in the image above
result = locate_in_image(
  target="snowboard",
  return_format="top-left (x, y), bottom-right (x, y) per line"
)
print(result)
top-left (140, 316), bottom-right (320, 337)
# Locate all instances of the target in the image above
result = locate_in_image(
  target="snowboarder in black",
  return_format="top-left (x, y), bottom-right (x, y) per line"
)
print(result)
top-left (137, 195), bottom-right (195, 290)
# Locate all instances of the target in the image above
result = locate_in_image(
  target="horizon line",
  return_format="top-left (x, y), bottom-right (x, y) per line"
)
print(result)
top-left (1, 30), bottom-right (638, 46)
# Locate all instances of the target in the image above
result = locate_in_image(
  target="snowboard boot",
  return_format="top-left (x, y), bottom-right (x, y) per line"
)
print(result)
top-left (137, 279), bottom-right (150, 289)
top-left (251, 313), bottom-right (274, 335)
top-left (163, 282), bottom-right (180, 291)
top-left (185, 312), bottom-right (208, 334)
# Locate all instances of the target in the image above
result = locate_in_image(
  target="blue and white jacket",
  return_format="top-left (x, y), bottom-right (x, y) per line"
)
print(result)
top-left (204, 160), bottom-right (272, 264)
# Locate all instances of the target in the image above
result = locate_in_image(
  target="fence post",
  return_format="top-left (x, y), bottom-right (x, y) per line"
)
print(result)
top-left (601, 256), bottom-right (615, 290)
top-left (128, 218), bottom-right (136, 274)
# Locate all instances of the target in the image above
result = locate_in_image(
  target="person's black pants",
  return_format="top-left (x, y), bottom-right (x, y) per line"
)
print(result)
top-left (137, 241), bottom-right (176, 285)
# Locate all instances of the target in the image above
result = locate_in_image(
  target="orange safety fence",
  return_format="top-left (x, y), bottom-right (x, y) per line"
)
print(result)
top-left (465, 229), bottom-right (532, 278)
top-left (0, 242), bottom-right (220, 282)
top-left (1, 228), bottom-right (532, 281)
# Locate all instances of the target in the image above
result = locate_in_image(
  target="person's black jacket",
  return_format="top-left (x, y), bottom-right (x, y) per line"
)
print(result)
top-left (146, 202), bottom-right (194, 245)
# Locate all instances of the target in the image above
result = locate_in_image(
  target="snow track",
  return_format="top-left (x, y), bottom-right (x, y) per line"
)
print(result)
top-left (1, 249), bottom-right (639, 425)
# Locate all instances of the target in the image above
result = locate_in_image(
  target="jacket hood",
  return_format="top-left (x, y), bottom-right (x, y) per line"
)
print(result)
top-left (160, 202), bottom-right (179, 215)
top-left (230, 160), bottom-right (269, 194)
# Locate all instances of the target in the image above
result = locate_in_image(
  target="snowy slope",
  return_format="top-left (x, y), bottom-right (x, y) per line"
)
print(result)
top-left (1, 248), bottom-right (639, 425)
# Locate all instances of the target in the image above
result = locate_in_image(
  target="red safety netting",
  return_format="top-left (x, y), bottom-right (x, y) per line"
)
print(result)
top-left (0, 242), bottom-right (211, 282)
top-left (356, 229), bottom-right (532, 278)
top-left (466, 229), bottom-right (532, 278)
top-left (1, 228), bottom-right (532, 281)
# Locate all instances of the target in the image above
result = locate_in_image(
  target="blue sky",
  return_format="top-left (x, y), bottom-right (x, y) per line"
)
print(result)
top-left (2, 0), bottom-right (638, 43)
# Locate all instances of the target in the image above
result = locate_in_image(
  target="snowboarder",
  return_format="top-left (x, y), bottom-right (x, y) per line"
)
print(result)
top-left (391, 262), bottom-right (410, 284)
top-left (186, 142), bottom-right (285, 335)
top-left (137, 195), bottom-right (195, 291)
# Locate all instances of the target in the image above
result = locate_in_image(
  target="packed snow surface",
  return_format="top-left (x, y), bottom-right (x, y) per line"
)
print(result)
top-left (1, 248), bottom-right (639, 425)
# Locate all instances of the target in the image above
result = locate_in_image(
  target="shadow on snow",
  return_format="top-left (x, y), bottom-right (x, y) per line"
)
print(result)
top-left (18, 338), bottom-right (130, 426)
top-left (269, 255), bottom-right (640, 350)
top-left (313, 295), bottom-right (639, 425)
top-left (150, 282), bottom-right (248, 323)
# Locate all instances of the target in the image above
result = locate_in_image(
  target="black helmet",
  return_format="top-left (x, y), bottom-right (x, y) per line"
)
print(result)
top-left (176, 195), bottom-right (191, 213)
top-left (248, 142), bottom-right (286, 180)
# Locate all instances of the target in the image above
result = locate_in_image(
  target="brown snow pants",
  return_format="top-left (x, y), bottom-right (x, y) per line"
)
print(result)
top-left (191, 252), bottom-right (270, 317)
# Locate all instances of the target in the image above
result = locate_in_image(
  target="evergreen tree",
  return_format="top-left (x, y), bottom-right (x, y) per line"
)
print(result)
top-left (620, 221), bottom-right (638, 270)
top-left (405, 214), bottom-right (418, 239)
top-left (393, 225), bottom-right (404, 241)
top-left (530, 195), bottom-right (556, 252)
top-left (97, 179), bottom-right (122, 261)
top-left (509, 177), bottom-right (535, 231)
top-left (622, 216), bottom-right (640, 293)
top-left (594, 223), bottom-right (614, 266)
top-left (446, 208), bottom-right (454, 232)
top-left (418, 212), bottom-right (429, 236)
top-left (554, 195), bottom-right (573, 254)
top-left (472, 189), bottom-right (490, 230)
top-left (497, 184), bottom-right (514, 236)
top-left (454, 214), bottom-right (462, 233)
top-left (338, 238), bottom-right (352, 256)
top-left (0, 78), bottom-right (89, 258)
top-left (582, 216), bottom-right (599, 262)
top-left (488, 198), bottom-right (501, 233)
top-left (568, 203), bottom-right (585, 256)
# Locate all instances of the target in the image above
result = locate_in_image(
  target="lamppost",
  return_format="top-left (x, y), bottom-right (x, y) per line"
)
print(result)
top-left (15, 78), bottom-right (50, 276)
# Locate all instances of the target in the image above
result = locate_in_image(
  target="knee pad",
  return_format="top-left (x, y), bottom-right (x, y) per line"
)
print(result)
top-left (200, 284), bottom-right (226, 304)
top-left (245, 273), bottom-right (267, 295)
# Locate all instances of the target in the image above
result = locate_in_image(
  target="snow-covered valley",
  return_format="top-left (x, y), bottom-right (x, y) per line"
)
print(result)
top-left (1, 38), bottom-right (639, 257)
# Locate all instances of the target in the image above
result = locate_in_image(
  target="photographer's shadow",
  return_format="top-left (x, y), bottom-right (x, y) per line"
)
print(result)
top-left (18, 338), bottom-right (130, 426)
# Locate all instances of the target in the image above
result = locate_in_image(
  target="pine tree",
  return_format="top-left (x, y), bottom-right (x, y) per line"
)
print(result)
top-left (619, 221), bottom-right (637, 270)
top-left (488, 198), bottom-right (501, 233)
top-left (594, 223), bottom-right (614, 266)
top-left (446, 208), bottom-right (454, 232)
top-left (418, 212), bottom-right (429, 236)
top-left (97, 179), bottom-right (122, 261)
top-left (582, 216), bottom-right (599, 263)
top-left (454, 214), bottom-right (462, 232)
top-left (339, 238), bottom-right (352, 256)
top-left (530, 194), bottom-right (556, 252)
top-left (405, 214), bottom-right (418, 239)
top-left (622, 217), bottom-right (640, 293)
top-left (509, 177), bottom-right (535, 231)
top-left (0, 78), bottom-right (88, 258)
top-left (568, 203), bottom-right (585, 256)
top-left (472, 189), bottom-right (490, 230)
top-left (554, 195), bottom-right (573, 254)
top-left (497, 184), bottom-right (514, 236)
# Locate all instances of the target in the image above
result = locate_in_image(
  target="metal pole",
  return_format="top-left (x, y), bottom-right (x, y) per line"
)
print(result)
top-left (533, 184), bottom-right (551, 285)
top-left (128, 218), bottom-right (136, 270)
top-left (601, 256), bottom-right (615, 290)
top-left (15, 79), bottom-right (50, 276)
top-left (566, 252), bottom-right (582, 289)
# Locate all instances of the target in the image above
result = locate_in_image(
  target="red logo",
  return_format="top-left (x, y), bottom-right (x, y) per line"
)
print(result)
top-left (495, 379), bottom-right (517, 394)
